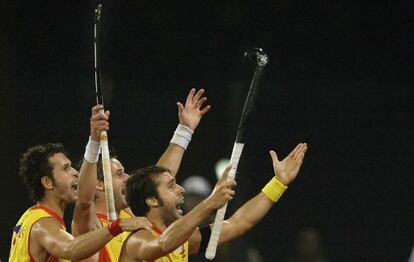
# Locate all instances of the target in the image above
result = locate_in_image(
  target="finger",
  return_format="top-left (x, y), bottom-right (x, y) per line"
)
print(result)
top-left (192, 89), bottom-right (205, 103)
top-left (228, 189), bottom-right (235, 196)
top-left (177, 102), bottom-right (184, 115)
top-left (105, 110), bottom-right (110, 118)
top-left (196, 97), bottom-right (207, 108)
top-left (94, 122), bottom-right (110, 130)
top-left (220, 165), bottom-right (232, 182)
top-left (91, 112), bottom-right (109, 121)
top-left (185, 88), bottom-right (196, 106)
top-left (199, 105), bottom-right (211, 115)
top-left (226, 180), bottom-right (237, 189)
top-left (143, 217), bottom-right (153, 230)
top-left (91, 105), bottom-right (104, 116)
top-left (93, 120), bottom-right (109, 127)
top-left (296, 153), bottom-right (305, 166)
top-left (269, 150), bottom-right (279, 163)
top-left (288, 143), bottom-right (303, 158)
top-left (294, 144), bottom-right (307, 161)
top-left (292, 144), bottom-right (304, 159)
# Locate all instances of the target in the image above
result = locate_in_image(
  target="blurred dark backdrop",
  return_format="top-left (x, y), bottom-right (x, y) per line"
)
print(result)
top-left (1, 1), bottom-right (413, 261)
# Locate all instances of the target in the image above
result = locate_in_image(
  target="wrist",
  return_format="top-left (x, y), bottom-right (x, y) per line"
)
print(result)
top-left (170, 124), bottom-right (194, 150)
top-left (84, 136), bottom-right (100, 163)
top-left (108, 218), bottom-right (123, 237)
top-left (261, 177), bottom-right (287, 203)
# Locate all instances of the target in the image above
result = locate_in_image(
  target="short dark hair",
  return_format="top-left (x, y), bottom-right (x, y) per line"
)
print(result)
top-left (19, 143), bottom-right (67, 202)
top-left (126, 165), bottom-right (170, 216)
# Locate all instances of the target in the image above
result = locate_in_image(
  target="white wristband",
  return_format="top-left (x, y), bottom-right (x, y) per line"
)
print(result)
top-left (84, 137), bottom-right (101, 163)
top-left (170, 124), bottom-right (194, 150)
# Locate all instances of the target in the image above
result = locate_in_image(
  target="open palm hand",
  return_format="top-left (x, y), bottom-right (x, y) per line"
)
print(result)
top-left (177, 88), bottom-right (211, 130)
top-left (270, 143), bottom-right (308, 185)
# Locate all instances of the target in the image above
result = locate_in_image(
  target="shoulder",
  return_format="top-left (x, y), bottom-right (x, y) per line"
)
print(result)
top-left (30, 217), bottom-right (66, 243)
top-left (126, 228), bottom-right (154, 246)
top-left (32, 217), bottom-right (63, 234)
top-left (122, 229), bottom-right (154, 260)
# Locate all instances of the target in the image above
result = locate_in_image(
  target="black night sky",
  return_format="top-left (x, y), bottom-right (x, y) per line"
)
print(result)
top-left (1, 1), bottom-right (413, 261)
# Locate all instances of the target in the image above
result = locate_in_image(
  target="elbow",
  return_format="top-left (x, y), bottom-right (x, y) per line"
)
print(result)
top-left (239, 221), bottom-right (255, 236)
top-left (69, 248), bottom-right (90, 261)
top-left (229, 219), bottom-right (255, 239)
top-left (63, 241), bottom-right (89, 261)
top-left (58, 244), bottom-right (76, 261)
top-left (234, 225), bottom-right (249, 238)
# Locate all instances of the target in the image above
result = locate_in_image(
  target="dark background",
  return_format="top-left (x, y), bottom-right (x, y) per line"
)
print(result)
top-left (1, 1), bottom-right (413, 261)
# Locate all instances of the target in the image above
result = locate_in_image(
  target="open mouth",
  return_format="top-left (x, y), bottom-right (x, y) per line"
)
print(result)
top-left (71, 183), bottom-right (78, 193)
top-left (176, 197), bottom-right (185, 215)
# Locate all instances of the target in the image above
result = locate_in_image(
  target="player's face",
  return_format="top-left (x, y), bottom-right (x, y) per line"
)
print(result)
top-left (49, 153), bottom-right (79, 203)
top-left (155, 172), bottom-right (185, 226)
top-left (110, 158), bottom-right (129, 211)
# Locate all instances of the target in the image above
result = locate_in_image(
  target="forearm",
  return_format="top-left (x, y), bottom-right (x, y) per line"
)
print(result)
top-left (73, 139), bottom-right (100, 235)
top-left (65, 227), bottom-right (113, 260)
top-left (78, 137), bottom-right (100, 205)
top-left (221, 178), bottom-right (286, 244)
top-left (77, 160), bottom-right (98, 206)
top-left (227, 192), bottom-right (273, 234)
top-left (158, 200), bottom-right (213, 253)
top-left (225, 192), bottom-right (273, 239)
top-left (72, 203), bottom-right (96, 236)
top-left (157, 124), bottom-right (193, 176)
top-left (156, 143), bottom-right (185, 177)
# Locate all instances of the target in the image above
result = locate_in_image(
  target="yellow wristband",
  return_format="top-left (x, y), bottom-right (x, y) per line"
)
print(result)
top-left (261, 177), bottom-right (287, 203)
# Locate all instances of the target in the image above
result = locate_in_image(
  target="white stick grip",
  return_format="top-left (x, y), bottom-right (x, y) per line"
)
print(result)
top-left (100, 130), bottom-right (117, 221)
top-left (228, 143), bottom-right (244, 180)
top-left (205, 142), bottom-right (244, 260)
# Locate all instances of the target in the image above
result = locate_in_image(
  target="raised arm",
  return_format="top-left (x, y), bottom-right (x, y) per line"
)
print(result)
top-left (72, 105), bottom-right (110, 236)
top-left (33, 216), bottom-right (150, 260)
top-left (123, 166), bottom-right (235, 261)
top-left (157, 88), bottom-right (210, 176)
top-left (189, 143), bottom-right (308, 253)
top-left (219, 143), bottom-right (308, 244)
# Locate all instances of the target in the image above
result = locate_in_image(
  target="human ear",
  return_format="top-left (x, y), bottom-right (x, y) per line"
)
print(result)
top-left (41, 176), bottom-right (54, 190)
top-left (96, 180), bottom-right (105, 191)
top-left (146, 197), bottom-right (159, 207)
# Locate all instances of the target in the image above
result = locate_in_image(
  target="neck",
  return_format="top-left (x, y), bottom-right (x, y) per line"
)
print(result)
top-left (37, 196), bottom-right (65, 218)
top-left (146, 211), bottom-right (167, 231)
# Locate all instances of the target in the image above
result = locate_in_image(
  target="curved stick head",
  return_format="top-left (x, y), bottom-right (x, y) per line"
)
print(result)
top-left (244, 47), bottom-right (269, 67)
top-left (94, 4), bottom-right (103, 23)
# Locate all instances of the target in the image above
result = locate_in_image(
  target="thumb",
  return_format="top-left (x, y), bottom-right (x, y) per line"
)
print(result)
top-left (219, 165), bottom-right (232, 182)
top-left (269, 150), bottom-right (279, 163)
top-left (177, 102), bottom-right (184, 114)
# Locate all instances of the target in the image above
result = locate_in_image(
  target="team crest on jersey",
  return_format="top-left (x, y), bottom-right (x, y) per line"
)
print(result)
top-left (12, 224), bottom-right (25, 245)
top-left (13, 224), bottom-right (21, 233)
